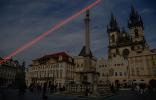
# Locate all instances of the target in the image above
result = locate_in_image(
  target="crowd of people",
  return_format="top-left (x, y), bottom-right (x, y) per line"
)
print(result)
top-left (28, 83), bottom-right (65, 94)
top-left (1, 80), bottom-right (156, 99)
top-left (110, 80), bottom-right (156, 95)
top-left (28, 83), bottom-right (66, 100)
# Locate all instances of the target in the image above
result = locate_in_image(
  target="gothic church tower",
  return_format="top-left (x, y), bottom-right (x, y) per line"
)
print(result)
top-left (128, 6), bottom-right (149, 52)
top-left (107, 14), bottom-right (121, 59)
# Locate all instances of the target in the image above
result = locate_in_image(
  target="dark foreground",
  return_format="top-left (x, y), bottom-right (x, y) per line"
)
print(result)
top-left (0, 89), bottom-right (156, 100)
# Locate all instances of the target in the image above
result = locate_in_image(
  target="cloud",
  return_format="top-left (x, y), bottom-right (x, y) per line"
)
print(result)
top-left (141, 8), bottom-right (154, 14)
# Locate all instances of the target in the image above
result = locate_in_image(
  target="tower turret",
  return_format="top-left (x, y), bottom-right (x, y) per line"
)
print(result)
top-left (107, 13), bottom-right (121, 59)
top-left (128, 6), bottom-right (144, 29)
top-left (128, 6), bottom-right (148, 52)
top-left (107, 14), bottom-right (120, 33)
top-left (107, 13), bottom-right (120, 47)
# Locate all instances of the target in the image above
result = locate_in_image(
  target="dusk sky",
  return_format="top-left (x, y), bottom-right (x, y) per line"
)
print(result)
top-left (0, 0), bottom-right (156, 65)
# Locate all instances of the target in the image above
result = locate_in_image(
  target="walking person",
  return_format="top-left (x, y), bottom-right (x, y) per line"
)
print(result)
top-left (139, 83), bottom-right (145, 94)
top-left (136, 84), bottom-right (140, 92)
top-left (42, 83), bottom-right (47, 100)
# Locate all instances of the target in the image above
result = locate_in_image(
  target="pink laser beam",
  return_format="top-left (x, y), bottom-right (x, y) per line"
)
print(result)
top-left (0, 0), bottom-right (101, 64)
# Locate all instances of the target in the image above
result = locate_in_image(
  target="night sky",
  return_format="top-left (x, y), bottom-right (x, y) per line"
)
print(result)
top-left (0, 0), bottom-right (156, 65)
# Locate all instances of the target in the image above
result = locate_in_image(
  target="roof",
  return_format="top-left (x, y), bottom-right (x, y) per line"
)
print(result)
top-left (36, 52), bottom-right (69, 60)
top-left (79, 46), bottom-right (93, 58)
top-left (35, 52), bottom-right (74, 64)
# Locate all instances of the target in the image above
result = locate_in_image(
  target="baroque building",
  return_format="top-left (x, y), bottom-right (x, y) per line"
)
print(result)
top-left (106, 6), bottom-right (156, 85)
top-left (0, 57), bottom-right (25, 88)
top-left (25, 7), bottom-right (156, 95)
top-left (25, 11), bottom-right (104, 96)
top-left (26, 52), bottom-right (75, 88)
top-left (96, 58), bottom-right (109, 85)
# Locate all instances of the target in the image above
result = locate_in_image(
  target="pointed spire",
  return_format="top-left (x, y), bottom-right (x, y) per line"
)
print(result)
top-left (107, 13), bottom-right (120, 33)
top-left (130, 5), bottom-right (140, 22)
top-left (128, 5), bottom-right (144, 29)
top-left (111, 13), bottom-right (115, 22)
top-left (131, 5), bottom-right (136, 16)
top-left (110, 13), bottom-right (117, 27)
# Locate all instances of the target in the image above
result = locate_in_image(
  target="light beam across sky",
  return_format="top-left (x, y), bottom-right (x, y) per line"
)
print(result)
top-left (0, 0), bottom-right (156, 65)
top-left (0, 0), bottom-right (101, 64)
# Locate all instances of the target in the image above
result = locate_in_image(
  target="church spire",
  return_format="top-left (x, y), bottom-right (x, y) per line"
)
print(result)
top-left (107, 13), bottom-right (120, 33)
top-left (128, 5), bottom-right (144, 29)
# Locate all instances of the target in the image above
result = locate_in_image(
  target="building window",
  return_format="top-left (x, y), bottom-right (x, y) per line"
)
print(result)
top-left (123, 80), bottom-right (126, 82)
top-left (115, 72), bottom-right (117, 76)
top-left (113, 53), bottom-right (116, 57)
top-left (59, 56), bottom-right (62, 61)
top-left (60, 70), bottom-right (63, 78)
top-left (81, 64), bottom-right (83, 67)
top-left (56, 70), bottom-right (59, 78)
top-left (77, 64), bottom-right (79, 68)
top-left (134, 29), bottom-right (139, 37)
top-left (111, 35), bottom-right (115, 43)
top-left (122, 49), bottom-right (129, 59)
top-left (119, 72), bottom-right (122, 76)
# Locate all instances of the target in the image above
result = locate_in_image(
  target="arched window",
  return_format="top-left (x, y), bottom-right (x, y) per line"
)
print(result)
top-left (115, 72), bottom-right (118, 76)
top-left (59, 56), bottom-right (62, 61)
top-left (111, 35), bottom-right (115, 43)
top-left (60, 70), bottom-right (63, 78)
top-left (122, 49), bottom-right (129, 59)
top-left (134, 29), bottom-right (139, 37)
